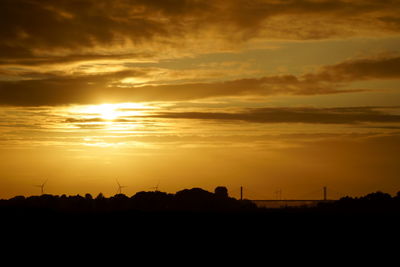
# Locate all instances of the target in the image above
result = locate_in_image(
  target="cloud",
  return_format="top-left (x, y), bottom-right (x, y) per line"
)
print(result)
top-left (0, 53), bottom-right (154, 68)
top-left (1, 0), bottom-right (400, 62)
top-left (306, 55), bottom-right (400, 82)
top-left (0, 69), bottom-right (151, 106)
top-left (3, 53), bottom-right (400, 106)
top-left (144, 106), bottom-right (400, 124)
top-left (0, 72), bottom-right (357, 106)
top-left (1, 1), bottom-right (400, 106)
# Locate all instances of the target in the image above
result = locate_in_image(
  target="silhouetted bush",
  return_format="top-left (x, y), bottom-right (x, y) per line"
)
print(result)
top-left (214, 186), bottom-right (229, 198)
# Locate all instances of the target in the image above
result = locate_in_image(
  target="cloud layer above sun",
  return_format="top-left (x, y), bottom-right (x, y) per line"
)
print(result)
top-left (2, 0), bottom-right (400, 59)
top-left (0, 0), bottom-right (400, 106)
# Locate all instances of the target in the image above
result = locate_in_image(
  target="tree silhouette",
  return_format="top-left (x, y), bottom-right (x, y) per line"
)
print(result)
top-left (214, 186), bottom-right (229, 198)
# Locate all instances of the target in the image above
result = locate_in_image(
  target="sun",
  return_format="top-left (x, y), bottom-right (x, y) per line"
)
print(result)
top-left (67, 102), bottom-right (156, 123)
top-left (84, 104), bottom-right (119, 120)
top-left (96, 104), bottom-right (119, 120)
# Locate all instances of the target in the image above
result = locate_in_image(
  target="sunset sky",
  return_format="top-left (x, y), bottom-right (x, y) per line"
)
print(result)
top-left (1, 0), bottom-right (400, 199)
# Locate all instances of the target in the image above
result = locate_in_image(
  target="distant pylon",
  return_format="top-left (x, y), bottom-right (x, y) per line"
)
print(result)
top-left (323, 186), bottom-right (327, 201)
top-left (240, 186), bottom-right (243, 200)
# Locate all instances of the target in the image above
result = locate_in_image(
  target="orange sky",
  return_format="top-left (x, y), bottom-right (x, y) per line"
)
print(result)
top-left (1, 0), bottom-right (400, 199)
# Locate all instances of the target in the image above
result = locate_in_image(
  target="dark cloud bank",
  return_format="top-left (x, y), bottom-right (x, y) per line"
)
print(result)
top-left (2, 0), bottom-right (400, 60)
top-left (143, 106), bottom-right (400, 125)
top-left (1, 55), bottom-right (400, 106)
top-left (2, 1), bottom-right (400, 106)
top-left (62, 106), bottom-right (400, 125)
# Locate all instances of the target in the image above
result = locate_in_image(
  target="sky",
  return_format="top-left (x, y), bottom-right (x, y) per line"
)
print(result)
top-left (1, 0), bottom-right (400, 199)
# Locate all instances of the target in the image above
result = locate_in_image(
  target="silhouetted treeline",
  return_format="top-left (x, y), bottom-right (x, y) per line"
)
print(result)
top-left (2, 188), bottom-right (400, 217)
top-left (2, 188), bottom-right (400, 246)
top-left (0, 187), bottom-right (257, 214)
top-left (317, 191), bottom-right (400, 213)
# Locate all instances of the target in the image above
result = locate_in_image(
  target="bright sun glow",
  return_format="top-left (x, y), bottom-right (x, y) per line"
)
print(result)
top-left (68, 102), bottom-right (156, 121)
top-left (85, 104), bottom-right (119, 120)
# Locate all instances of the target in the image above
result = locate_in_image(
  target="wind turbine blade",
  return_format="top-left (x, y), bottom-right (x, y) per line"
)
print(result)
top-left (156, 181), bottom-right (160, 191)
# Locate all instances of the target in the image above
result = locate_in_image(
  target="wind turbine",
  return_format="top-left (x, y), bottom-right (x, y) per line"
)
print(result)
top-left (34, 179), bottom-right (48, 195)
top-left (116, 179), bottom-right (127, 195)
top-left (150, 181), bottom-right (160, 192)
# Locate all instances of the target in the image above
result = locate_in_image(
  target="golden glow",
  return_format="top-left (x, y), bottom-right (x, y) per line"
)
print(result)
top-left (120, 77), bottom-right (149, 85)
top-left (2, 0), bottom-right (400, 200)
top-left (86, 104), bottom-right (119, 120)
top-left (69, 103), bottom-right (156, 120)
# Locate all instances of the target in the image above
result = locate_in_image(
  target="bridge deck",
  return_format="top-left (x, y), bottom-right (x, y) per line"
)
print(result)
top-left (251, 200), bottom-right (335, 208)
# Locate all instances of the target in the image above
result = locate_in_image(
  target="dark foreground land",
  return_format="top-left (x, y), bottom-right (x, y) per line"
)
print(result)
top-left (2, 187), bottom-right (400, 223)
top-left (1, 187), bottom-right (400, 255)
